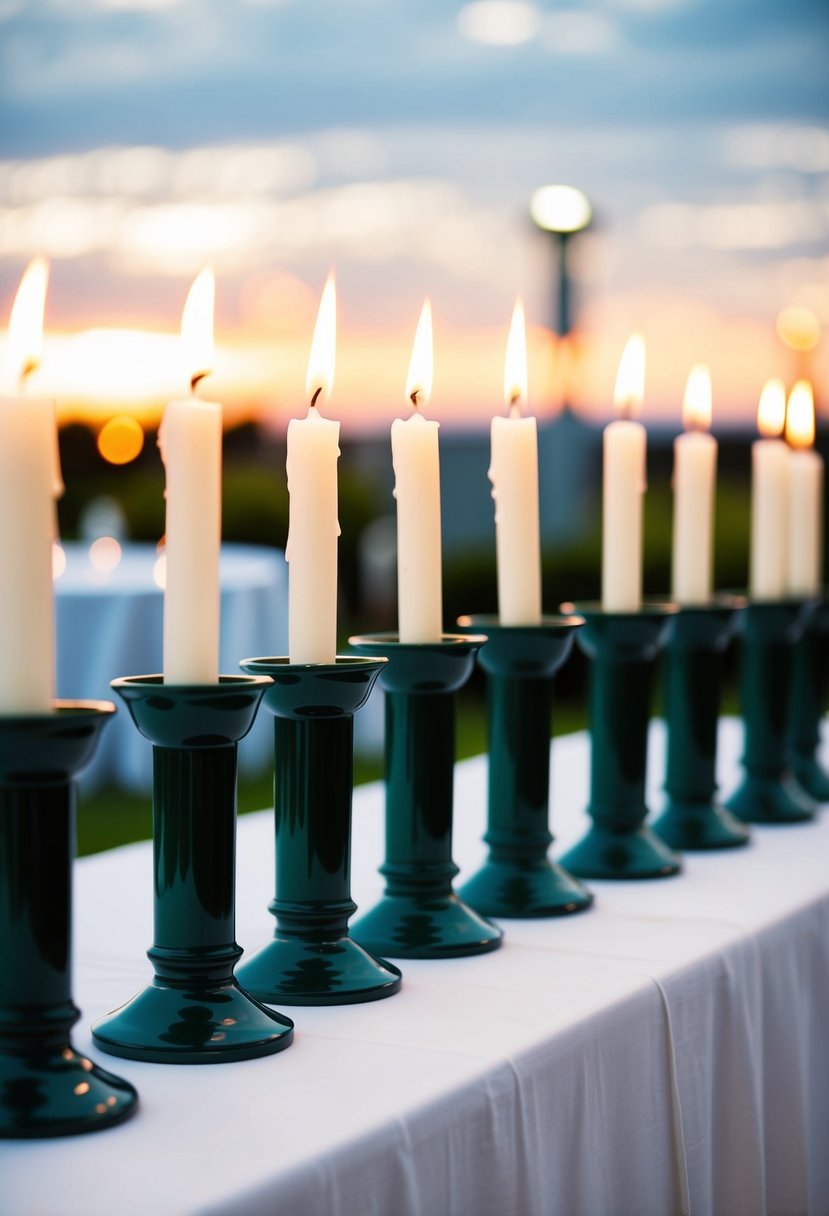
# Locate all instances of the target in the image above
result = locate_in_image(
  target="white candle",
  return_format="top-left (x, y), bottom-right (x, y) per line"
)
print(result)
top-left (392, 300), bottom-right (443, 643)
top-left (672, 364), bottom-right (717, 605)
top-left (489, 301), bottom-right (541, 625)
top-left (750, 378), bottom-right (789, 600)
top-left (602, 334), bottom-right (647, 612)
top-left (160, 269), bottom-right (222, 683)
top-left (286, 275), bottom-right (340, 664)
top-left (0, 258), bottom-right (61, 713)
top-left (786, 380), bottom-right (823, 596)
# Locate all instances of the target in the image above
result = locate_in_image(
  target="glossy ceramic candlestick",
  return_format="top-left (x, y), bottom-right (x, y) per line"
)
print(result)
top-left (348, 634), bottom-right (502, 958)
top-left (455, 614), bottom-right (592, 918)
top-left (788, 595), bottom-right (829, 803)
top-left (92, 676), bottom-right (294, 1063)
top-left (558, 604), bottom-right (683, 880)
top-left (236, 657), bottom-right (401, 1006)
top-left (652, 597), bottom-right (751, 851)
top-left (0, 702), bottom-right (138, 1138)
top-left (725, 601), bottom-right (818, 825)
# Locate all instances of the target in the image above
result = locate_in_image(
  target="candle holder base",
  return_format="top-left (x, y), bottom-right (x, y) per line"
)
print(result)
top-left (557, 604), bottom-right (683, 881)
top-left (652, 598), bottom-right (751, 852)
top-left (455, 615), bottom-right (592, 918)
top-left (788, 597), bottom-right (829, 803)
top-left (349, 634), bottom-right (502, 958)
top-left (92, 677), bottom-right (294, 1063)
top-left (0, 703), bottom-right (138, 1138)
top-left (724, 600), bottom-right (818, 826)
top-left (237, 658), bottom-right (402, 1006)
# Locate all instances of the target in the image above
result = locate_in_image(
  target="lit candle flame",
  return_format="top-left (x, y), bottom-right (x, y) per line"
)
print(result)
top-left (181, 267), bottom-right (215, 392)
top-left (682, 364), bottom-right (712, 432)
top-left (785, 379), bottom-right (815, 449)
top-left (757, 378), bottom-right (786, 438)
top-left (305, 273), bottom-right (336, 408)
top-left (613, 333), bottom-right (645, 418)
top-left (504, 300), bottom-right (527, 414)
top-left (6, 257), bottom-right (49, 391)
top-left (406, 299), bottom-right (434, 410)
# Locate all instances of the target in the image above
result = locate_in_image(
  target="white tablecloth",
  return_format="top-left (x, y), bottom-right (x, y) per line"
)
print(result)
top-left (3, 719), bottom-right (828, 1216)
top-left (56, 543), bottom-right (288, 791)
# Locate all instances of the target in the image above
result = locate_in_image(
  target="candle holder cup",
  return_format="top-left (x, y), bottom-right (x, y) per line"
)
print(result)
top-left (652, 596), bottom-right (751, 850)
top-left (725, 599), bottom-right (819, 825)
top-left (92, 676), bottom-right (295, 1064)
top-left (347, 634), bottom-right (502, 958)
top-left (454, 614), bottom-right (593, 918)
top-left (558, 603), bottom-right (683, 880)
top-left (788, 595), bottom-right (829, 803)
top-left (235, 657), bottom-right (402, 1006)
top-left (0, 702), bottom-right (138, 1138)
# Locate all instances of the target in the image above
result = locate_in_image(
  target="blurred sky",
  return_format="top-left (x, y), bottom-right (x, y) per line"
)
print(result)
top-left (1, 0), bottom-right (828, 431)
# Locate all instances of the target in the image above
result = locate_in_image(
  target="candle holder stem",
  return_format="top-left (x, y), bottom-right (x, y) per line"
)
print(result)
top-left (788, 598), bottom-right (829, 802)
top-left (0, 703), bottom-right (138, 1138)
top-left (236, 657), bottom-right (402, 1006)
top-left (725, 601), bottom-right (818, 824)
top-left (348, 634), bottom-right (502, 958)
top-left (455, 616), bottom-right (592, 917)
top-left (652, 599), bottom-right (751, 850)
top-left (558, 605), bottom-right (682, 880)
top-left (92, 677), bottom-right (294, 1063)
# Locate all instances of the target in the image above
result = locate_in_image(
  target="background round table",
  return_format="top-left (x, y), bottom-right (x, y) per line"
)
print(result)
top-left (55, 542), bottom-right (288, 792)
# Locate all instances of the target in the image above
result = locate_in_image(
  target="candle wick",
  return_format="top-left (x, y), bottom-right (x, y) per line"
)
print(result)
top-left (18, 357), bottom-right (38, 390)
top-left (508, 391), bottom-right (521, 417)
top-left (310, 386), bottom-right (323, 409)
top-left (190, 370), bottom-right (208, 394)
top-left (410, 390), bottom-right (420, 410)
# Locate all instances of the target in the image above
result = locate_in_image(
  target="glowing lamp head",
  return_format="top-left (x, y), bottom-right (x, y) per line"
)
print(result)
top-left (5, 256), bottom-right (49, 391)
top-left (530, 185), bottom-right (592, 235)
top-left (504, 300), bottom-right (528, 412)
top-left (406, 299), bottom-right (434, 410)
top-left (306, 273), bottom-right (336, 408)
top-left (757, 378), bottom-right (786, 438)
top-left (181, 267), bottom-right (215, 391)
top-left (683, 364), bottom-right (712, 432)
top-left (613, 333), bottom-right (645, 418)
top-left (785, 379), bottom-right (815, 450)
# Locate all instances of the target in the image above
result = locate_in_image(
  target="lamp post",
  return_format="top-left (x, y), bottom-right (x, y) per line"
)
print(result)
top-left (529, 184), bottom-right (592, 340)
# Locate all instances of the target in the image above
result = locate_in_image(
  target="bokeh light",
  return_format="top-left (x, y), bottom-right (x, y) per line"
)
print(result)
top-left (97, 415), bottom-right (145, 464)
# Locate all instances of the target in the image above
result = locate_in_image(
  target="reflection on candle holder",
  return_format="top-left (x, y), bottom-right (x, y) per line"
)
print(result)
top-left (787, 595), bottom-right (829, 803)
top-left (455, 615), bottom-right (593, 918)
top-left (558, 603), bottom-right (683, 880)
top-left (348, 634), bottom-right (503, 958)
top-left (0, 702), bottom-right (138, 1138)
top-left (652, 597), bottom-right (751, 851)
top-left (236, 657), bottom-right (402, 1006)
top-left (92, 676), bottom-right (295, 1063)
top-left (725, 600), bottom-right (819, 824)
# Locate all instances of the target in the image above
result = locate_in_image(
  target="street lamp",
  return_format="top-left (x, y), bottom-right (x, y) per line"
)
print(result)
top-left (529, 184), bottom-right (592, 338)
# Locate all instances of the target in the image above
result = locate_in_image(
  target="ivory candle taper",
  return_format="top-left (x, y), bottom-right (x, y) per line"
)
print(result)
top-left (602, 334), bottom-right (647, 612)
top-left (672, 364), bottom-right (717, 605)
top-left (160, 268), bottom-right (222, 684)
top-left (489, 300), bottom-right (541, 625)
top-left (391, 300), bottom-right (443, 643)
top-left (286, 274), bottom-right (340, 664)
top-left (0, 257), bottom-right (61, 713)
top-left (786, 379), bottom-right (823, 597)
top-left (750, 378), bottom-right (789, 600)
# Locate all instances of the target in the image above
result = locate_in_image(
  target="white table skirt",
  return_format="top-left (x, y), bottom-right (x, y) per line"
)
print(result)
top-left (3, 719), bottom-right (828, 1216)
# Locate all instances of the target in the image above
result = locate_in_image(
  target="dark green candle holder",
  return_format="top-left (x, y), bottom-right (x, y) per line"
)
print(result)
top-left (558, 603), bottom-right (683, 880)
top-left (652, 597), bottom-right (751, 851)
top-left (725, 600), bottom-right (818, 825)
top-left (454, 614), bottom-right (592, 918)
top-left (0, 701), bottom-right (138, 1138)
top-left (347, 634), bottom-right (502, 959)
top-left (92, 676), bottom-right (295, 1064)
top-left (236, 657), bottom-right (402, 1007)
top-left (788, 595), bottom-right (829, 803)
